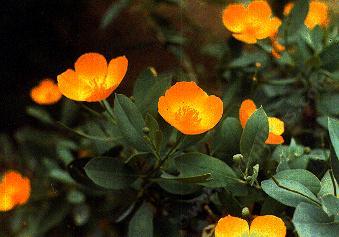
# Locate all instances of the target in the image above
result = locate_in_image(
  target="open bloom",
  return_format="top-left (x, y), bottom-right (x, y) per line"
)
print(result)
top-left (30, 79), bottom-right (62, 105)
top-left (57, 53), bottom-right (128, 102)
top-left (215, 215), bottom-right (286, 237)
top-left (158, 81), bottom-right (223, 135)
top-left (284, 1), bottom-right (329, 29)
top-left (0, 171), bottom-right (31, 212)
top-left (222, 0), bottom-right (281, 44)
top-left (239, 99), bottom-right (284, 144)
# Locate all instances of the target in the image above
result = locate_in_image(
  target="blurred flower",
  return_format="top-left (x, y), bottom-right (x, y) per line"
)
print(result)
top-left (57, 53), bottom-right (128, 102)
top-left (158, 81), bottom-right (223, 135)
top-left (30, 79), bottom-right (62, 105)
top-left (222, 0), bottom-right (281, 44)
top-left (284, 1), bottom-right (329, 29)
top-left (270, 36), bottom-right (286, 59)
top-left (0, 170), bottom-right (31, 212)
top-left (215, 215), bottom-right (286, 237)
top-left (239, 99), bottom-right (285, 144)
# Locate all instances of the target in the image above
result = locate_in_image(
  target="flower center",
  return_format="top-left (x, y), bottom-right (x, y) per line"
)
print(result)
top-left (175, 105), bottom-right (201, 128)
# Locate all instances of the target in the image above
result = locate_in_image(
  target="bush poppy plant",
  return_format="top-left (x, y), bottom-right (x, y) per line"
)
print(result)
top-left (158, 81), bottom-right (223, 135)
top-left (57, 53), bottom-right (128, 102)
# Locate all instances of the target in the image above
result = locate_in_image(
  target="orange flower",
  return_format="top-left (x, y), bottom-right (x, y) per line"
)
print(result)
top-left (158, 81), bottom-right (223, 135)
top-left (57, 53), bottom-right (128, 102)
top-left (283, 1), bottom-right (329, 29)
top-left (0, 171), bottom-right (31, 212)
top-left (239, 99), bottom-right (285, 144)
top-left (215, 215), bottom-right (286, 237)
top-left (222, 1), bottom-right (281, 44)
top-left (30, 79), bottom-right (62, 105)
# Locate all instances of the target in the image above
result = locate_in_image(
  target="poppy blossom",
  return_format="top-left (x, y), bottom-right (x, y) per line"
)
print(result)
top-left (284, 1), bottom-right (329, 29)
top-left (30, 79), bottom-right (62, 105)
top-left (0, 171), bottom-right (31, 212)
top-left (215, 215), bottom-right (286, 237)
top-left (57, 53), bottom-right (128, 102)
top-left (158, 81), bottom-right (223, 135)
top-left (239, 99), bottom-right (285, 144)
top-left (222, 0), bottom-right (281, 44)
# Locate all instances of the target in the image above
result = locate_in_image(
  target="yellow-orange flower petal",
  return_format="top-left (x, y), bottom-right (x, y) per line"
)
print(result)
top-left (0, 191), bottom-right (15, 212)
top-left (222, 1), bottom-right (281, 44)
top-left (57, 53), bottom-right (128, 102)
top-left (0, 171), bottom-right (31, 212)
top-left (158, 81), bottom-right (223, 135)
top-left (222, 4), bottom-right (247, 33)
top-left (283, 2), bottom-right (293, 16)
top-left (30, 79), bottom-right (62, 105)
top-left (250, 215), bottom-right (286, 237)
top-left (268, 117), bottom-right (284, 135)
top-left (215, 215), bottom-right (249, 237)
top-left (265, 133), bottom-right (284, 144)
top-left (283, 1), bottom-right (329, 29)
top-left (233, 33), bottom-right (258, 44)
top-left (239, 99), bottom-right (257, 128)
top-left (305, 1), bottom-right (329, 29)
top-left (247, 0), bottom-right (272, 22)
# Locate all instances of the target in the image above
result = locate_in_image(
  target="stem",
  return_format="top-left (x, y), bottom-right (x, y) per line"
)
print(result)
top-left (271, 176), bottom-right (322, 207)
top-left (159, 133), bottom-right (185, 167)
top-left (100, 99), bottom-right (117, 124)
top-left (77, 102), bottom-right (102, 117)
top-left (138, 133), bottom-right (186, 196)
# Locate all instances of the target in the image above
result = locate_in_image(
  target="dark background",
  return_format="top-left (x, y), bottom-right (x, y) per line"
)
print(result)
top-left (0, 0), bottom-right (292, 132)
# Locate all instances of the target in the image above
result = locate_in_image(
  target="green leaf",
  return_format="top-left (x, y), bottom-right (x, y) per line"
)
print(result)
top-left (293, 202), bottom-right (339, 237)
top-left (321, 195), bottom-right (339, 217)
top-left (157, 179), bottom-right (200, 195)
top-left (100, 0), bottom-right (133, 29)
top-left (240, 107), bottom-right (269, 168)
top-left (261, 178), bottom-right (320, 207)
top-left (328, 117), bottom-right (339, 159)
top-left (281, 0), bottom-right (310, 38)
top-left (133, 68), bottom-right (172, 116)
top-left (160, 171), bottom-right (211, 183)
top-left (320, 41), bottom-right (339, 71)
top-left (175, 152), bottom-right (246, 195)
top-left (67, 190), bottom-right (85, 204)
top-left (318, 171), bottom-right (338, 198)
top-left (85, 157), bottom-right (137, 190)
top-left (274, 169), bottom-right (321, 194)
top-left (128, 202), bottom-right (154, 237)
top-left (317, 93), bottom-right (339, 116)
top-left (228, 51), bottom-right (268, 68)
top-left (145, 113), bottom-right (162, 152)
top-left (212, 117), bottom-right (242, 157)
top-left (113, 94), bottom-right (151, 151)
top-left (26, 106), bottom-right (54, 125)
